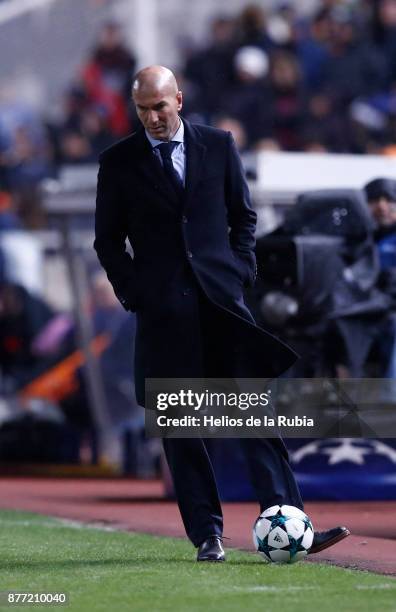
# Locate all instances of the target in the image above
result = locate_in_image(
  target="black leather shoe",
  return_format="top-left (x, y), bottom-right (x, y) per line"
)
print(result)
top-left (309, 526), bottom-right (350, 554)
top-left (197, 536), bottom-right (225, 562)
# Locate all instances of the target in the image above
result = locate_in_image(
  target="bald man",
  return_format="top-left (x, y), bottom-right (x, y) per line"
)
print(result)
top-left (94, 66), bottom-right (349, 561)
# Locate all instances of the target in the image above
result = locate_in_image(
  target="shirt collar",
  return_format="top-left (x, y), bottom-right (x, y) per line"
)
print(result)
top-left (145, 117), bottom-right (184, 148)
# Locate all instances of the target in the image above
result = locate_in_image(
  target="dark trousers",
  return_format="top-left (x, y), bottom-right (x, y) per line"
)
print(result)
top-left (162, 289), bottom-right (303, 547)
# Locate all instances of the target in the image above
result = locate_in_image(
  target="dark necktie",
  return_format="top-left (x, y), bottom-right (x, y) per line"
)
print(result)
top-left (156, 141), bottom-right (183, 195)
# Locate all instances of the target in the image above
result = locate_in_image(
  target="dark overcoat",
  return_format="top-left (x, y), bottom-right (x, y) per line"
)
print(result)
top-left (94, 119), bottom-right (297, 405)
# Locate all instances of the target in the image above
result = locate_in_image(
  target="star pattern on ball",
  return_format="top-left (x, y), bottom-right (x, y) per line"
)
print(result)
top-left (287, 534), bottom-right (308, 558)
top-left (255, 533), bottom-right (272, 559)
top-left (255, 529), bottom-right (307, 561)
top-left (269, 514), bottom-right (287, 528)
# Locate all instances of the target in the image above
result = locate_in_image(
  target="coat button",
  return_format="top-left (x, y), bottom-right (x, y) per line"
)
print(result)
top-left (187, 251), bottom-right (193, 258)
top-left (182, 215), bottom-right (188, 223)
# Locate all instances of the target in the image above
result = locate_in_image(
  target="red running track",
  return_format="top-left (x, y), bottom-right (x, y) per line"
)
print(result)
top-left (0, 478), bottom-right (395, 576)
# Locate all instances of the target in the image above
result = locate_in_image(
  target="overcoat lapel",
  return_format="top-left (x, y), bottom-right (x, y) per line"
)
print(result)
top-left (183, 120), bottom-right (207, 212)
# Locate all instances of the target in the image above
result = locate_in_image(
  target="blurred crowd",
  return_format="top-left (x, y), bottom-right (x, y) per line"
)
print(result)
top-left (182, 0), bottom-right (396, 154)
top-left (3, 3), bottom-right (396, 226)
top-left (0, 20), bottom-right (136, 227)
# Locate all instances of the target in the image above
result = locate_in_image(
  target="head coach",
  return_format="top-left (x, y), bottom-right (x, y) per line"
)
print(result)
top-left (94, 65), bottom-right (349, 561)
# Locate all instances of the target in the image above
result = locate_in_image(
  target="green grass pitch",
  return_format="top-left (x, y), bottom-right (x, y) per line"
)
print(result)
top-left (0, 510), bottom-right (395, 612)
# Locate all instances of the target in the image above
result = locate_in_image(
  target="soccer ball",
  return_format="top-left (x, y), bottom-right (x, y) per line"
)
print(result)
top-left (253, 504), bottom-right (314, 563)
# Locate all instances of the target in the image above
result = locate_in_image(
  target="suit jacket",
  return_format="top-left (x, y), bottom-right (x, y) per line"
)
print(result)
top-left (94, 119), bottom-right (297, 404)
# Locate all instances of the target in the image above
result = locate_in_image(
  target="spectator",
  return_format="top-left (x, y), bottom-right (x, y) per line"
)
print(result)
top-left (220, 46), bottom-right (271, 147)
top-left (0, 282), bottom-right (55, 390)
top-left (184, 16), bottom-right (235, 115)
top-left (301, 92), bottom-right (349, 152)
top-left (213, 116), bottom-right (248, 152)
top-left (266, 2), bottom-right (299, 51)
top-left (297, 8), bottom-right (332, 92)
top-left (365, 178), bottom-right (396, 274)
top-left (0, 156), bottom-right (20, 229)
top-left (58, 106), bottom-right (114, 165)
top-left (322, 7), bottom-right (388, 108)
top-left (0, 87), bottom-right (50, 189)
top-left (372, 0), bottom-right (396, 84)
top-left (0, 87), bottom-right (50, 227)
top-left (267, 50), bottom-right (306, 150)
top-left (234, 4), bottom-right (274, 53)
top-left (6, 125), bottom-right (49, 188)
top-left (59, 86), bottom-right (89, 133)
top-left (81, 21), bottom-right (136, 137)
top-left (364, 177), bottom-right (396, 376)
top-left (0, 188), bottom-right (20, 231)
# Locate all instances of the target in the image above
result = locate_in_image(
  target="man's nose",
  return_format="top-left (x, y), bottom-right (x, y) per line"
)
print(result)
top-left (148, 110), bottom-right (159, 124)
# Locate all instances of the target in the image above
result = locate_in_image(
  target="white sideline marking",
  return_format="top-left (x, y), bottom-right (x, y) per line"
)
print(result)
top-left (356, 584), bottom-right (396, 590)
top-left (232, 586), bottom-right (316, 592)
top-left (0, 517), bottom-right (118, 532)
top-left (233, 583), bottom-right (396, 594)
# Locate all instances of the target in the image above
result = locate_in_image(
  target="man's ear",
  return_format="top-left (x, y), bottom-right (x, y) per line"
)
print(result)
top-left (177, 91), bottom-right (183, 112)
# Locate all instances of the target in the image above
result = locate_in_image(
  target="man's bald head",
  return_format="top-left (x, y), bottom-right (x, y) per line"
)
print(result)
top-left (133, 65), bottom-right (179, 97)
top-left (132, 66), bottom-right (182, 141)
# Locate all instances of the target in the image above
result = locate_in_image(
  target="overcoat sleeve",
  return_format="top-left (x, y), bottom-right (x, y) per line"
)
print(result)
top-left (224, 132), bottom-right (257, 287)
top-left (94, 155), bottom-right (137, 312)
